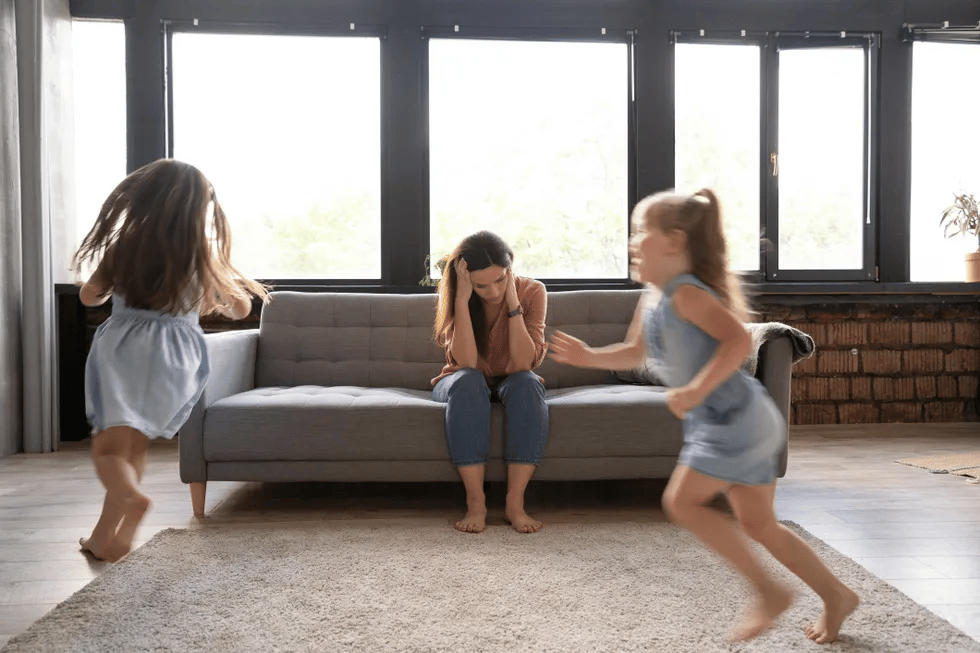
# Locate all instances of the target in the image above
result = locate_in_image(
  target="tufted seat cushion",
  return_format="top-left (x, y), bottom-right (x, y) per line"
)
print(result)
top-left (204, 386), bottom-right (446, 461)
top-left (203, 383), bottom-right (683, 462)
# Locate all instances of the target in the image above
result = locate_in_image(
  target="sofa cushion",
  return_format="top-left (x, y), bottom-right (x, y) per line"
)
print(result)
top-left (538, 289), bottom-right (646, 389)
top-left (254, 289), bottom-right (649, 392)
top-left (202, 384), bottom-right (683, 463)
top-left (256, 292), bottom-right (445, 391)
top-left (544, 385), bottom-right (683, 457)
top-left (203, 386), bottom-right (448, 461)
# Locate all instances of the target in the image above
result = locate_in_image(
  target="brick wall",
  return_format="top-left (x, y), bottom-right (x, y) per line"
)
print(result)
top-left (757, 298), bottom-right (980, 425)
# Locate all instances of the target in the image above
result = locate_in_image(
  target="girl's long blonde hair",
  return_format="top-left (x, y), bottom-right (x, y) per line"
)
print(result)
top-left (73, 158), bottom-right (269, 315)
top-left (634, 188), bottom-right (751, 322)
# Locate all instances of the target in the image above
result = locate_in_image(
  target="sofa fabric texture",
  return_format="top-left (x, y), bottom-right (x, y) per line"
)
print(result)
top-left (179, 290), bottom-right (794, 485)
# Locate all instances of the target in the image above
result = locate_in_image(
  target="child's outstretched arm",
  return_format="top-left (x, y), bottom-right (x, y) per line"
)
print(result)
top-left (549, 299), bottom-right (647, 370)
top-left (667, 284), bottom-right (752, 418)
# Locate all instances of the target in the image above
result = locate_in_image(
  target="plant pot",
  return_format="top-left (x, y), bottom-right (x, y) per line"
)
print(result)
top-left (967, 251), bottom-right (980, 283)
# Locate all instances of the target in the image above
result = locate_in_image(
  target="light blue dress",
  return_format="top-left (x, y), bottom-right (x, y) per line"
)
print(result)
top-left (646, 273), bottom-right (785, 485)
top-left (84, 295), bottom-right (209, 439)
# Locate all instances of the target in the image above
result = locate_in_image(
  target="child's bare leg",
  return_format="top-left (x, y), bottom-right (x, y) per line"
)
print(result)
top-left (504, 463), bottom-right (541, 533)
top-left (81, 433), bottom-right (150, 560)
top-left (663, 466), bottom-right (793, 642)
top-left (729, 483), bottom-right (859, 644)
top-left (455, 464), bottom-right (487, 533)
top-left (112, 432), bottom-right (151, 558)
top-left (90, 426), bottom-right (151, 559)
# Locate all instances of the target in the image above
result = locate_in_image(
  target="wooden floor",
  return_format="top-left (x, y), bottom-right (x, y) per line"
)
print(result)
top-left (1, 423), bottom-right (978, 647)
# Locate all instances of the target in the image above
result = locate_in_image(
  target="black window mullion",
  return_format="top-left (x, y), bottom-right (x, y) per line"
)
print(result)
top-left (864, 35), bottom-right (879, 281)
top-left (763, 35), bottom-right (779, 279)
top-left (164, 24), bottom-right (173, 160)
top-left (627, 30), bottom-right (638, 227)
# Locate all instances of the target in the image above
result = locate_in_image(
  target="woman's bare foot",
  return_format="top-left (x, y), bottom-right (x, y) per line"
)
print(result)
top-left (454, 497), bottom-right (487, 533)
top-left (805, 586), bottom-right (860, 644)
top-left (504, 504), bottom-right (542, 534)
top-left (731, 584), bottom-right (794, 642)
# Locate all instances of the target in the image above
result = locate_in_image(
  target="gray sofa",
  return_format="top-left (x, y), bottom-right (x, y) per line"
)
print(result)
top-left (179, 290), bottom-right (794, 516)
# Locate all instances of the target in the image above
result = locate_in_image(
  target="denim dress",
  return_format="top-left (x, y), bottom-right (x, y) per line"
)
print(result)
top-left (84, 295), bottom-right (209, 439)
top-left (646, 273), bottom-right (785, 485)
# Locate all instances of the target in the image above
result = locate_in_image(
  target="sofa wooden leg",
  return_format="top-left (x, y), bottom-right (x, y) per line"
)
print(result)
top-left (190, 482), bottom-right (207, 518)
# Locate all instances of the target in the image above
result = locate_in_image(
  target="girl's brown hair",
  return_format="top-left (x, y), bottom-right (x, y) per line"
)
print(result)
top-left (433, 231), bottom-right (514, 359)
top-left (72, 158), bottom-right (269, 315)
top-left (634, 188), bottom-right (751, 322)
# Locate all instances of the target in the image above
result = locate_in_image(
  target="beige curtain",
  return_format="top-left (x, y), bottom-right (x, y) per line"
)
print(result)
top-left (2, 0), bottom-right (74, 455)
top-left (1, 0), bottom-right (23, 457)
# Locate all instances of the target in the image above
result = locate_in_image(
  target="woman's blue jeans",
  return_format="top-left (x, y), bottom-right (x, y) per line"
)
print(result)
top-left (432, 369), bottom-right (549, 466)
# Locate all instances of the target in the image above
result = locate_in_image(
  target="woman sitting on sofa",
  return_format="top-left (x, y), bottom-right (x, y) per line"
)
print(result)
top-left (431, 231), bottom-right (549, 534)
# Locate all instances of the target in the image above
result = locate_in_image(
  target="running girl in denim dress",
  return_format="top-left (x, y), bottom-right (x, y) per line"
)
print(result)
top-left (73, 159), bottom-right (269, 562)
top-left (549, 189), bottom-right (858, 644)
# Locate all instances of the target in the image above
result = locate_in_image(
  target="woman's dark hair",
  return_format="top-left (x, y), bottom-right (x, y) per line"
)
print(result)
top-left (433, 231), bottom-right (513, 359)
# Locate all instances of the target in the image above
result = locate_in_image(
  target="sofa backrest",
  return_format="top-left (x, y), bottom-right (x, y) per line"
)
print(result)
top-left (257, 291), bottom-right (444, 390)
top-left (539, 289), bottom-right (644, 388)
top-left (256, 289), bottom-right (645, 390)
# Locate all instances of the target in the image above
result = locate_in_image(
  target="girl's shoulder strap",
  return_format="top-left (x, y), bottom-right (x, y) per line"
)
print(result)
top-left (662, 272), bottom-right (711, 297)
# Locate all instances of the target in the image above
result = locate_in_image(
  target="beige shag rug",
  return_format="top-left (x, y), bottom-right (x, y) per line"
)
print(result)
top-left (2, 521), bottom-right (979, 653)
top-left (952, 467), bottom-right (980, 483)
top-left (896, 452), bottom-right (980, 476)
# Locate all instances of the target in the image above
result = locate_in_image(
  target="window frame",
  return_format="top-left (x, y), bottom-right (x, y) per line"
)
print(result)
top-left (163, 19), bottom-right (389, 285)
top-left (420, 25), bottom-right (639, 285)
top-left (672, 30), bottom-right (880, 283)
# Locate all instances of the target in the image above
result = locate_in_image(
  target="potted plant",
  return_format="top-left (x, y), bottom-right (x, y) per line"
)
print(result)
top-left (939, 192), bottom-right (980, 282)
top-left (419, 254), bottom-right (448, 287)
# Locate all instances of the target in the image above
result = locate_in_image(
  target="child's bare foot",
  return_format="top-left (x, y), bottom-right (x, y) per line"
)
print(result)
top-left (504, 504), bottom-right (542, 534)
top-left (731, 584), bottom-right (794, 642)
top-left (79, 537), bottom-right (113, 562)
top-left (805, 586), bottom-right (860, 644)
top-left (454, 497), bottom-right (487, 533)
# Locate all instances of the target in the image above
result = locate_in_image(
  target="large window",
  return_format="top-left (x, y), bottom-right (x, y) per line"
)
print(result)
top-left (675, 32), bottom-right (877, 281)
top-left (71, 19), bottom-right (126, 261)
top-left (426, 33), bottom-right (632, 280)
top-left (169, 27), bottom-right (382, 280)
top-left (674, 43), bottom-right (760, 271)
top-left (910, 42), bottom-right (980, 282)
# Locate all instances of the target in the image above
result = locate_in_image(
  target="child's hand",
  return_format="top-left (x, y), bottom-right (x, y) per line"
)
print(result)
top-left (216, 290), bottom-right (252, 320)
top-left (548, 330), bottom-right (594, 367)
top-left (79, 279), bottom-right (111, 307)
top-left (666, 385), bottom-right (701, 419)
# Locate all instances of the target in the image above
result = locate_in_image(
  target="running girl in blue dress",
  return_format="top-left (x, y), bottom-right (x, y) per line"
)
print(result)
top-left (549, 188), bottom-right (858, 644)
top-left (73, 159), bottom-right (269, 562)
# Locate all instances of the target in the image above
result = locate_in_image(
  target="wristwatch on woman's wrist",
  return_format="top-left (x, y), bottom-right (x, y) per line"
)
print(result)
top-left (507, 306), bottom-right (523, 318)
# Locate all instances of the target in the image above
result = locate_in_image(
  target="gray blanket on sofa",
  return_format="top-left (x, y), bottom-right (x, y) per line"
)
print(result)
top-left (613, 321), bottom-right (815, 385)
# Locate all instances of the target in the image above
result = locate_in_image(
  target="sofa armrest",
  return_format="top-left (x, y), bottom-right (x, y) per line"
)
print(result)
top-left (756, 334), bottom-right (793, 478)
top-left (179, 329), bottom-right (259, 483)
